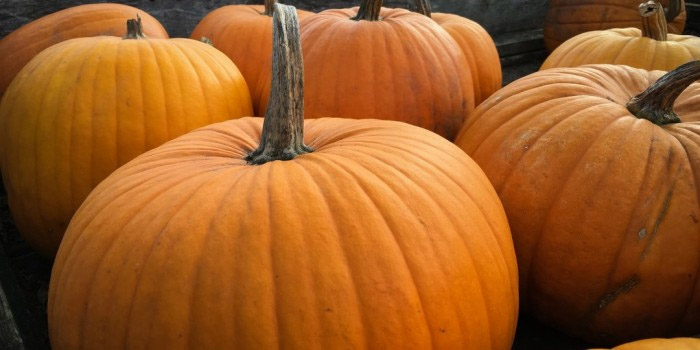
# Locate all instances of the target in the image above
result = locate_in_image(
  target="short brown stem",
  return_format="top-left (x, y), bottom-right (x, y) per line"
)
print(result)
top-left (123, 15), bottom-right (146, 40)
top-left (415, 0), bottom-right (432, 17)
top-left (246, 3), bottom-right (312, 165)
top-left (639, 1), bottom-right (668, 41)
top-left (263, 0), bottom-right (277, 16)
top-left (664, 0), bottom-right (681, 23)
top-left (352, 0), bottom-right (383, 21)
top-left (626, 60), bottom-right (700, 125)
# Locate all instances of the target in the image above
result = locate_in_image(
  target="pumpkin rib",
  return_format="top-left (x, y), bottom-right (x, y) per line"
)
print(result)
top-left (315, 154), bottom-right (425, 347)
top-left (327, 152), bottom-right (436, 347)
top-left (600, 119), bottom-right (654, 302)
top-left (292, 158), bottom-right (370, 349)
top-left (184, 167), bottom-right (252, 349)
top-left (340, 145), bottom-right (511, 348)
top-left (663, 128), bottom-right (700, 331)
top-left (516, 113), bottom-right (626, 293)
top-left (123, 168), bottom-right (235, 349)
top-left (169, 42), bottom-right (213, 127)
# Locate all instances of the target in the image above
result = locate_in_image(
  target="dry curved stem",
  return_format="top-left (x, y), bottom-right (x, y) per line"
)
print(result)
top-left (263, 0), bottom-right (278, 16)
top-left (415, 0), bottom-right (432, 18)
top-left (246, 3), bottom-right (313, 165)
top-left (664, 0), bottom-right (681, 23)
top-left (123, 15), bottom-right (146, 39)
top-left (638, 1), bottom-right (668, 41)
top-left (627, 60), bottom-right (700, 125)
top-left (353, 0), bottom-right (383, 21)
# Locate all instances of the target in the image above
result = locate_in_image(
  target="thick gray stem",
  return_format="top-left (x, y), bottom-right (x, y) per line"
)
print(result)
top-left (246, 3), bottom-right (312, 165)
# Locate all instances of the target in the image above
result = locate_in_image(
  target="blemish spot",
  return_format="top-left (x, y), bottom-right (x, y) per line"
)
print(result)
top-left (638, 228), bottom-right (647, 239)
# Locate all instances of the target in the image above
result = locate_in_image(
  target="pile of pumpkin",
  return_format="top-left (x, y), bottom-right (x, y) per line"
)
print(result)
top-left (0, 0), bottom-right (699, 349)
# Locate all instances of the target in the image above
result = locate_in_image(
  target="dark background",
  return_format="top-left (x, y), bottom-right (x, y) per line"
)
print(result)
top-left (0, 0), bottom-right (548, 39)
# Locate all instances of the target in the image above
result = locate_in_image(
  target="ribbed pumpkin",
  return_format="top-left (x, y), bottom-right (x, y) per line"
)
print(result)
top-left (541, 1), bottom-right (700, 71)
top-left (0, 3), bottom-right (168, 98)
top-left (591, 337), bottom-right (700, 349)
top-left (48, 5), bottom-right (518, 350)
top-left (257, 0), bottom-right (474, 140)
top-left (414, 0), bottom-right (501, 106)
top-left (455, 62), bottom-right (700, 345)
top-left (190, 0), bottom-right (312, 115)
top-left (544, 0), bottom-right (686, 52)
top-left (0, 18), bottom-right (253, 258)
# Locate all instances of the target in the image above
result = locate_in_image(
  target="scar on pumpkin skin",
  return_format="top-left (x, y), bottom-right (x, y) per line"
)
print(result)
top-left (640, 186), bottom-right (675, 260)
top-left (598, 275), bottom-right (640, 310)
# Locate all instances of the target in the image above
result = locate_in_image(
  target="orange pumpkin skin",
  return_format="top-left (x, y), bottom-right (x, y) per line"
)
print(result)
top-left (190, 5), bottom-right (312, 116)
top-left (257, 7), bottom-right (475, 141)
top-left (0, 3), bottom-right (168, 98)
top-left (541, 28), bottom-right (700, 71)
top-left (431, 13), bottom-right (501, 106)
top-left (544, 0), bottom-right (686, 52)
top-left (0, 33), bottom-right (253, 258)
top-left (455, 64), bottom-right (700, 344)
top-left (591, 337), bottom-right (700, 349)
top-left (48, 117), bottom-right (519, 350)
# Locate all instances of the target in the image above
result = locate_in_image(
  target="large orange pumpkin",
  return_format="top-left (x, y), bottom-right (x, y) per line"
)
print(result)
top-left (190, 0), bottom-right (312, 116)
top-left (544, 0), bottom-right (686, 52)
top-left (48, 5), bottom-right (518, 349)
top-left (257, 0), bottom-right (474, 140)
top-left (455, 62), bottom-right (700, 345)
top-left (414, 0), bottom-right (501, 106)
top-left (590, 337), bottom-right (700, 349)
top-left (0, 17), bottom-right (253, 258)
top-left (0, 3), bottom-right (168, 98)
top-left (541, 1), bottom-right (700, 71)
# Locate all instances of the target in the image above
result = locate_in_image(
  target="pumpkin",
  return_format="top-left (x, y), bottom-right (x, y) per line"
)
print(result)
top-left (590, 337), bottom-right (700, 349)
top-left (455, 62), bottom-right (700, 345)
top-left (541, 1), bottom-right (700, 71)
top-left (48, 4), bottom-right (518, 349)
top-left (544, 0), bottom-right (686, 52)
top-left (257, 0), bottom-right (475, 141)
top-left (414, 0), bottom-right (501, 105)
top-left (0, 17), bottom-right (253, 258)
top-left (0, 3), bottom-right (168, 98)
top-left (190, 0), bottom-right (312, 116)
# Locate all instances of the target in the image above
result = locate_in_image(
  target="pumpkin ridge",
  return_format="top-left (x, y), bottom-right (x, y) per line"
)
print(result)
top-left (662, 127), bottom-right (700, 331)
top-left (516, 112), bottom-right (626, 295)
top-left (333, 143), bottom-right (510, 348)
top-left (120, 167), bottom-right (235, 349)
top-left (26, 41), bottom-right (93, 252)
top-left (182, 164), bottom-right (250, 349)
top-left (293, 157), bottom-right (373, 348)
top-left (329, 152), bottom-right (441, 347)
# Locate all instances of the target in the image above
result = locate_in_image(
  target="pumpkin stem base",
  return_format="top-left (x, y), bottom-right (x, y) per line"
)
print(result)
top-left (627, 60), bottom-right (700, 125)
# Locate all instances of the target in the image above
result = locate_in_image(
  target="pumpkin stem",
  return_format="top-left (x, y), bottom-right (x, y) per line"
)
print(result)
top-left (246, 3), bottom-right (312, 165)
top-left (638, 1), bottom-right (668, 41)
top-left (263, 0), bottom-right (278, 16)
top-left (415, 0), bottom-right (432, 17)
top-left (124, 15), bottom-right (146, 39)
top-left (664, 0), bottom-right (681, 23)
top-left (626, 60), bottom-right (700, 125)
top-left (353, 0), bottom-right (383, 21)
